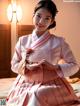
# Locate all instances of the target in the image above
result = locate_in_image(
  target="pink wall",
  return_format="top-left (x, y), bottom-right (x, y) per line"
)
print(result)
top-left (53, 0), bottom-right (80, 65)
top-left (0, 0), bottom-right (9, 24)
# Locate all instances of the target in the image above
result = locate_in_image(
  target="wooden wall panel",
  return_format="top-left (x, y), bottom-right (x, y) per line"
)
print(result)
top-left (0, 24), bottom-right (11, 78)
top-left (0, 24), bottom-right (34, 78)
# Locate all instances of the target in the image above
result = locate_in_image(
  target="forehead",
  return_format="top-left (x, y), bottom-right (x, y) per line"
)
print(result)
top-left (35, 8), bottom-right (52, 17)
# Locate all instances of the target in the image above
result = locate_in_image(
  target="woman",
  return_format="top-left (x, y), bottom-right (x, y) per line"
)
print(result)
top-left (7, 0), bottom-right (80, 106)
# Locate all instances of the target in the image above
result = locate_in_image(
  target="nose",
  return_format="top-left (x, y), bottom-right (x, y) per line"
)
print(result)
top-left (39, 18), bottom-right (44, 24)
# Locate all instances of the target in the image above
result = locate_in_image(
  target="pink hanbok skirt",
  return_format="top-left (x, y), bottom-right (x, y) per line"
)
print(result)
top-left (6, 69), bottom-right (80, 106)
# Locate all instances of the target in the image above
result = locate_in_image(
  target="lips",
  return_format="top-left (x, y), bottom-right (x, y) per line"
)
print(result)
top-left (38, 24), bottom-right (44, 28)
top-left (36, 23), bottom-right (44, 27)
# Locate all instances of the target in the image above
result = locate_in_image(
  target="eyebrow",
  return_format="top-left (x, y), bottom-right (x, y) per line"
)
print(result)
top-left (37, 13), bottom-right (52, 18)
top-left (46, 16), bottom-right (52, 18)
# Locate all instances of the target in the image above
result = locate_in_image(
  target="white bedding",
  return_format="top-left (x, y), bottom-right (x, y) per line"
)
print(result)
top-left (0, 78), bottom-right (80, 99)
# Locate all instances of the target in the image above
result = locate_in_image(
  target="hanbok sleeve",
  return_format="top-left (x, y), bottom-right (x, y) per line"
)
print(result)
top-left (59, 38), bottom-right (79, 77)
top-left (11, 37), bottom-right (22, 74)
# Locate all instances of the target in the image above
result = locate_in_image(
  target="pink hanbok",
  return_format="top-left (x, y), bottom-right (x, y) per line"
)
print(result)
top-left (7, 31), bottom-right (80, 106)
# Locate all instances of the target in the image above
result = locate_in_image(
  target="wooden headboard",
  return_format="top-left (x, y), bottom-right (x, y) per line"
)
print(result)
top-left (17, 25), bottom-right (34, 37)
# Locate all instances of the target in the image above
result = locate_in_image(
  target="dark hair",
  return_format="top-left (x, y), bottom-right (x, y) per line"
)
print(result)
top-left (34, 0), bottom-right (58, 29)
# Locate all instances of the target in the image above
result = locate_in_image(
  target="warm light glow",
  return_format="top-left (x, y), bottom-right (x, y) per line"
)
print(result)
top-left (7, 4), bottom-right (13, 22)
top-left (16, 5), bottom-right (22, 22)
top-left (7, 3), bottom-right (22, 22)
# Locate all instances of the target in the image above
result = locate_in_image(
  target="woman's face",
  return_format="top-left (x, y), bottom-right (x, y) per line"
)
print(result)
top-left (33, 8), bottom-right (53, 34)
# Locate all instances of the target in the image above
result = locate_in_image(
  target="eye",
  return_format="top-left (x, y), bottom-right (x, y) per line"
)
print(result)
top-left (36, 14), bottom-right (41, 18)
top-left (45, 17), bottom-right (50, 20)
top-left (45, 17), bottom-right (51, 21)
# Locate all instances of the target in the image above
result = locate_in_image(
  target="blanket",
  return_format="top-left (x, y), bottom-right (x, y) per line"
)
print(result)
top-left (0, 78), bottom-right (80, 106)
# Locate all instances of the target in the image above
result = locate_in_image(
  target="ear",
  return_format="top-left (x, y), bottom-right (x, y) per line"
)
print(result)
top-left (50, 19), bottom-right (54, 25)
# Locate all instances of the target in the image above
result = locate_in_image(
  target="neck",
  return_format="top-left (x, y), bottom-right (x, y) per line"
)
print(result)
top-left (36, 32), bottom-right (44, 37)
top-left (35, 30), bottom-right (48, 37)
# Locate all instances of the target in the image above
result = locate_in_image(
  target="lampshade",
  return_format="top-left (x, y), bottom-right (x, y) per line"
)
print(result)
top-left (16, 5), bottom-right (22, 22)
top-left (7, 4), bottom-right (13, 22)
top-left (7, 3), bottom-right (22, 22)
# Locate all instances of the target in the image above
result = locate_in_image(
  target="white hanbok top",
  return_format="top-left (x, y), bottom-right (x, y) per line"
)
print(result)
top-left (11, 30), bottom-right (79, 77)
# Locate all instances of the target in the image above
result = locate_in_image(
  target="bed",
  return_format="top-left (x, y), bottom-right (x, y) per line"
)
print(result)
top-left (0, 77), bottom-right (80, 106)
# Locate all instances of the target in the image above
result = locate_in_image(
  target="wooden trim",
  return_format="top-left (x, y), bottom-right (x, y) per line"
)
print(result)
top-left (0, 24), bottom-right (11, 30)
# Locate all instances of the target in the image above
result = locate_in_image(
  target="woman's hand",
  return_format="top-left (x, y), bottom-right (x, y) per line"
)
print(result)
top-left (18, 59), bottom-right (26, 75)
top-left (39, 59), bottom-right (56, 71)
top-left (39, 59), bottom-right (63, 77)
top-left (26, 59), bottom-right (56, 71)
top-left (26, 59), bottom-right (62, 77)
top-left (26, 62), bottom-right (41, 71)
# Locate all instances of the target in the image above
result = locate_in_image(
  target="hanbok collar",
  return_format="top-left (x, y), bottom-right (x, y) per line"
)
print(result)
top-left (19, 30), bottom-right (51, 60)
top-left (31, 30), bottom-right (48, 43)
top-left (31, 30), bottom-right (51, 49)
